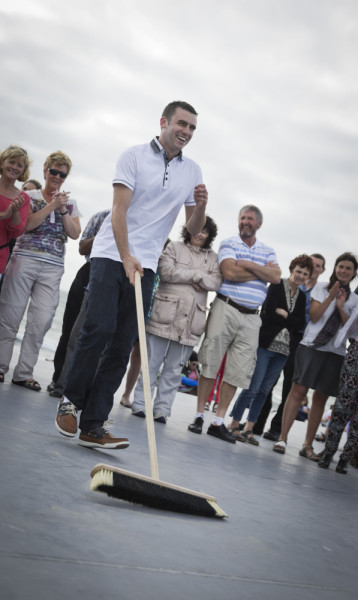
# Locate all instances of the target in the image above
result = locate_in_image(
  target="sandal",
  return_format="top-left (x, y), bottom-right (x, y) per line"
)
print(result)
top-left (241, 430), bottom-right (259, 446)
top-left (273, 440), bottom-right (287, 454)
top-left (299, 445), bottom-right (320, 462)
top-left (0, 373), bottom-right (4, 383)
top-left (229, 427), bottom-right (248, 442)
top-left (12, 379), bottom-right (41, 392)
top-left (315, 432), bottom-right (326, 442)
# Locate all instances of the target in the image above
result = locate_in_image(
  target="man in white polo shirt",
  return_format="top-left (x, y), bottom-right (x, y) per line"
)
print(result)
top-left (188, 205), bottom-right (281, 442)
top-left (56, 101), bottom-right (208, 448)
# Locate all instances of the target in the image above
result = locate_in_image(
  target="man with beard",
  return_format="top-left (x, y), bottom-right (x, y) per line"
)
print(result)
top-left (188, 205), bottom-right (281, 442)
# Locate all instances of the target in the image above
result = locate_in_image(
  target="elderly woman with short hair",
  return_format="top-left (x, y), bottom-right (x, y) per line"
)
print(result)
top-left (0, 151), bottom-right (81, 389)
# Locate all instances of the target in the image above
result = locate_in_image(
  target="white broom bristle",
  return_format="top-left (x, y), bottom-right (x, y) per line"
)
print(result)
top-left (91, 469), bottom-right (113, 491)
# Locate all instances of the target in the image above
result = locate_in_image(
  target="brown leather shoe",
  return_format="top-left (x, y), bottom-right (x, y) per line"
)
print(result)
top-left (55, 401), bottom-right (78, 437)
top-left (78, 427), bottom-right (129, 449)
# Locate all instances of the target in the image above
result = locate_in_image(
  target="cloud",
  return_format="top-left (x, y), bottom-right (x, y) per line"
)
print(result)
top-left (1, 0), bottom-right (357, 290)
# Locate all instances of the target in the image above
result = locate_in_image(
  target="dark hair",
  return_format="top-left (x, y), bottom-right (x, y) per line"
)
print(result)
top-left (311, 253), bottom-right (326, 269)
top-left (289, 254), bottom-right (314, 277)
top-left (239, 205), bottom-right (263, 223)
top-left (189, 351), bottom-right (198, 362)
top-left (162, 101), bottom-right (198, 122)
top-left (327, 252), bottom-right (358, 290)
top-left (181, 215), bottom-right (218, 249)
top-left (22, 179), bottom-right (42, 190)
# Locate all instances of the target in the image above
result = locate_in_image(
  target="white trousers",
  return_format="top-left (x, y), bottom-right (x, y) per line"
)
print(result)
top-left (0, 255), bottom-right (63, 380)
top-left (132, 332), bottom-right (193, 417)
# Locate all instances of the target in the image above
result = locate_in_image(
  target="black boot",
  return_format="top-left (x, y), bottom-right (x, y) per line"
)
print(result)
top-left (336, 458), bottom-right (348, 474)
top-left (318, 452), bottom-right (333, 469)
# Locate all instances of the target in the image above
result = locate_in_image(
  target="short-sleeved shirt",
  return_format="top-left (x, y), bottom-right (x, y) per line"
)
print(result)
top-left (80, 210), bottom-right (110, 261)
top-left (91, 138), bottom-right (202, 271)
top-left (13, 190), bottom-right (81, 267)
top-left (217, 236), bottom-right (278, 309)
top-left (301, 281), bottom-right (358, 355)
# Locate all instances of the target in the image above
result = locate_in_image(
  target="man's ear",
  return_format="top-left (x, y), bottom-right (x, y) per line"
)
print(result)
top-left (159, 116), bottom-right (168, 130)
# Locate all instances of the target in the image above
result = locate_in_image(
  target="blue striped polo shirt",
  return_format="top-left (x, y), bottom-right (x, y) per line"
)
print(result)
top-left (217, 236), bottom-right (278, 309)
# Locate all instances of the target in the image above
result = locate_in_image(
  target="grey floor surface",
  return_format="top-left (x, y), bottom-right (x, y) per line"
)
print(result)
top-left (1, 347), bottom-right (357, 600)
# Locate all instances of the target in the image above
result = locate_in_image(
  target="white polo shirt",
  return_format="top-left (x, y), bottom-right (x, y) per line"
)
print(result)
top-left (91, 138), bottom-right (201, 271)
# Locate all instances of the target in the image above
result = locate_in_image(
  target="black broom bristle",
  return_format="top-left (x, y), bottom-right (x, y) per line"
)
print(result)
top-left (90, 464), bottom-right (227, 518)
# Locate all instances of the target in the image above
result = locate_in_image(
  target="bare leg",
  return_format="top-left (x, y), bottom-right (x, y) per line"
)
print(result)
top-left (302, 389), bottom-right (328, 448)
top-left (244, 420), bottom-right (255, 433)
top-left (279, 383), bottom-right (308, 442)
top-left (215, 381), bottom-right (237, 418)
top-left (196, 375), bottom-right (216, 413)
top-left (120, 341), bottom-right (141, 407)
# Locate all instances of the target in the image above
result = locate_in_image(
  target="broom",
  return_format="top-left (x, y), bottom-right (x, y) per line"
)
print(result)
top-left (90, 271), bottom-right (227, 518)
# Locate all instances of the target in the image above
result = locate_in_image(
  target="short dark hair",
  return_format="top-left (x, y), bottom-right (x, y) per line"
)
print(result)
top-left (23, 179), bottom-right (42, 190)
top-left (311, 253), bottom-right (326, 269)
top-left (239, 205), bottom-right (263, 223)
top-left (162, 101), bottom-right (198, 122)
top-left (328, 252), bottom-right (358, 289)
top-left (181, 215), bottom-right (218, 249)
top-left (289, 254), bottom-right (314, 277)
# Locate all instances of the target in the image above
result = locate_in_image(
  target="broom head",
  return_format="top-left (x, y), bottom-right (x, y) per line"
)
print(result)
top-left (90, 463), bottom-right (227, 519)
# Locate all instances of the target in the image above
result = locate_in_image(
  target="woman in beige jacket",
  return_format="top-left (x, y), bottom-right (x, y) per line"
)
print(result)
top-left (132, 216), bottom-right (221, 422)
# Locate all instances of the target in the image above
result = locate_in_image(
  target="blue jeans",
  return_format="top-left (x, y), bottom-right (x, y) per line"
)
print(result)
top-left (64, 258), bottom-right (155, 432)
top-left (230, 346), bottom-right (288, 424)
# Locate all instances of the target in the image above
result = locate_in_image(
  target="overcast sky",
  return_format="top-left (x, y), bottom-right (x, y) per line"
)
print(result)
top-left (2, 0), bottom-right (358, 290)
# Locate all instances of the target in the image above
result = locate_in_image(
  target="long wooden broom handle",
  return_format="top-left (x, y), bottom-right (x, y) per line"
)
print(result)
top-left (134, 271), bottom-right (160, 480)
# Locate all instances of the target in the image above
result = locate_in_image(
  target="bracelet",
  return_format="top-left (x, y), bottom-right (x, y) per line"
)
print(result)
top-left (60, 210), bottom-right (69, 216)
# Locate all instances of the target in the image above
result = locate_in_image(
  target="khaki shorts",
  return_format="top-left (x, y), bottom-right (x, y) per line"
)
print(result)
top-left (198, 297), bottom-right (261, 389)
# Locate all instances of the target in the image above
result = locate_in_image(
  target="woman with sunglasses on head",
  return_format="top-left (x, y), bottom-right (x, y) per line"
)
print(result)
top-left (0, 151), bottom-right (81, 389)
top-left (0, 146), bottom-right (31, 283)
top-left (273, 252), bottom-right (358, 458)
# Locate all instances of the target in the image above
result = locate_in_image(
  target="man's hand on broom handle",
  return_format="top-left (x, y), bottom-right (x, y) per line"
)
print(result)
top-left (122, 256), bottom-right (143, 286)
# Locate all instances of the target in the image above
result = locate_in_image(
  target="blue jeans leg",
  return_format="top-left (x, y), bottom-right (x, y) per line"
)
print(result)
top-left (247, 348), bottom-right (288, 423)
top-left (230, 347), bottom-right (272, 422)
top-left (230, 347), bottom-right (287, 423)
top-left (63, 258), bottom-right (154, 431)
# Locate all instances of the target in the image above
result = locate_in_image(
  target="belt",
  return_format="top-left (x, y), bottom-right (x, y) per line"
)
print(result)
top-left (216, 293), bottom-right (259, 315)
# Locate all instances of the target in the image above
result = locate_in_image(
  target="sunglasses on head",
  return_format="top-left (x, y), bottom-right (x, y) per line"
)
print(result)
top-left (8, 145), bottom-right (28, 155)
top-left (48, 168), bottom-right (67, 179)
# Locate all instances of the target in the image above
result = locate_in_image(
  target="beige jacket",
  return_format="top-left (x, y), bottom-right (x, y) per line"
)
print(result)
top-left (146, 240), bottom-right (222, 346)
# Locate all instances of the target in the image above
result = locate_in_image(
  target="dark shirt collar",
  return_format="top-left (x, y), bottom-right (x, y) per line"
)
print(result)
top-left (150, 137), bottom-right (183, 161)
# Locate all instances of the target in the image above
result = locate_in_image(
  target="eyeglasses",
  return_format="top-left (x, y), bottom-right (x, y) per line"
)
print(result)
top-left (48, 168), bottom-right (68, 179)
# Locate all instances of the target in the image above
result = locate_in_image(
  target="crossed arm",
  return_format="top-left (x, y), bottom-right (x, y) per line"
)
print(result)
top-left (220, 258), bottom-right (281, 284)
